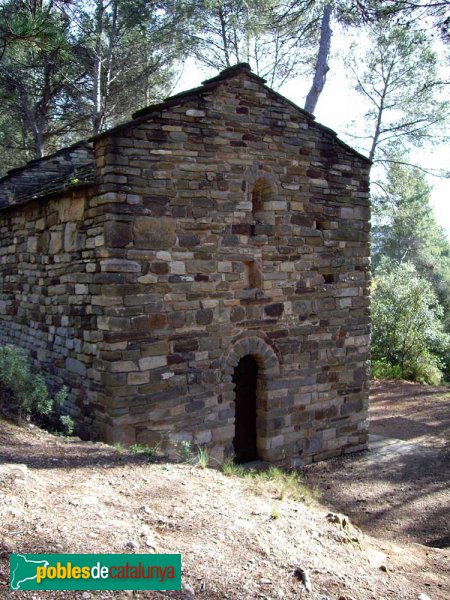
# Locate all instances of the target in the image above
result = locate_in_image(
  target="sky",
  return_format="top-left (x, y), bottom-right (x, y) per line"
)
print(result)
top-left (173, 28), bottom-right (450, 238)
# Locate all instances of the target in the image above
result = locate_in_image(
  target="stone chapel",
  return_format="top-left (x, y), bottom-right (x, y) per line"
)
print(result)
top-left (0, 63), bottom-right (371, 466)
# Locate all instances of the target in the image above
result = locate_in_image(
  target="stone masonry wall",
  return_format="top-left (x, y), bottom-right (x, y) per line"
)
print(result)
top-left (0, 187), bottom-right (110, 437)
top-left (91, 68), bottom-right (371, 466)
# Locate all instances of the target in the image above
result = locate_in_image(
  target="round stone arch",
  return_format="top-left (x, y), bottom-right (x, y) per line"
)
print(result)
top-left (221, 335), bottom-right (281, 462)
top-left (243, 166), bottom-right (279, 232)
top-left (243, 165), bottom-right (278, 195)
top-left (222, 335), bottom-right (280, 381)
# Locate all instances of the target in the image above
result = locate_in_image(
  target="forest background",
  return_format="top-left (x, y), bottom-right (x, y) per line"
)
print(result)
top-left (1, 0), bottom-right (450, 384)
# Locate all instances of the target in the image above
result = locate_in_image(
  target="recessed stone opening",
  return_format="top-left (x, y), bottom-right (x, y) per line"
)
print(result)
top-left (232, 354), bottom-right (258, 463)
top-left (323, 273), bottom-right (336, 284)
top-left (243, 260), bottom-right (262, 289)
top-left (223, 336), bottom-right (282, 463)
top-left (250, 178), bottom-right (272, 236)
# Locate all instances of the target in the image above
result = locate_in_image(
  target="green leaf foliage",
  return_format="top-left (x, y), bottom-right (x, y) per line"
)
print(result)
top-left (371, 262), bottom-right (449, 384)
top-left (0, 0), bottom-right (191, 170)
top-left (0, 344), bottom-right (69, 424)
top-left (372, 160), bottom-right (450, 329)
top-left (348, 20), bottom-right (449, 163)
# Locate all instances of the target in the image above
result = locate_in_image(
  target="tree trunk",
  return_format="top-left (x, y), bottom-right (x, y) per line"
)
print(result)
top-left (369, 66), bottom-right (391, 162)
top-left (92, 0), bottom-right (104, 135)
top-left (304, 3), bottom-right (332, 115)
top-left (34, 120), bottom-right (44, 158)
top-left (218, 6), bottom-right (231, 67)
top-left (369, 106), bottom-right (383, 162)
top-left (33, 61), bottom-right (53, 158)
top-left (101, 0), bottom-right (118, 130)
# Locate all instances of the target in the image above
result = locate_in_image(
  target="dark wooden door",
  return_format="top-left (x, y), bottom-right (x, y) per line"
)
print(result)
top-left (233, 355), bottom-right (258, 463)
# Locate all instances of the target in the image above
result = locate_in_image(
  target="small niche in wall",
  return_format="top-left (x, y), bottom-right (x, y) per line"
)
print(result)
top-left (323, 273), bottom-right (336, 284)
top-left (243, 260), bottom-right (262, 289)
top-left (250, 178), bottom-right (272, 236)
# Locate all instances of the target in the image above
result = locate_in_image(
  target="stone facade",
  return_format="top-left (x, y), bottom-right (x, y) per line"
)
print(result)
top-left (0, 64), bottom-right (371, 466)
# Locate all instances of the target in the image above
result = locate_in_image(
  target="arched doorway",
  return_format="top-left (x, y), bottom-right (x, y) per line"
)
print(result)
top-left (232, 354), bottom-right (258, 463)
top-left (223, 335), bottom-right (281, 463)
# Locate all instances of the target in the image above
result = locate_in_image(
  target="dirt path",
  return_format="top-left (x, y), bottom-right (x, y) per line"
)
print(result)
top-left (303, 380), bottom-right (450, 548)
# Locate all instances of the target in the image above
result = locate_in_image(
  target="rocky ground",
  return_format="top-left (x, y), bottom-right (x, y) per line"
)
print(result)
top-left (0, 381), bottom-right (449, 600)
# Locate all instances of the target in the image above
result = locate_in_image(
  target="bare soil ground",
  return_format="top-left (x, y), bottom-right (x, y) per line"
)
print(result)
top-left (0, 380), bottom-right (449, 600)
top-left (303, 381), bottom-right (450, 549)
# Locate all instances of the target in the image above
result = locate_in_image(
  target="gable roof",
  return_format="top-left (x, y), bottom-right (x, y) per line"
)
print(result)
top-left (0, 63), bottom-right (371, 210)
top-left (91, 62), bottom-right (371, 165)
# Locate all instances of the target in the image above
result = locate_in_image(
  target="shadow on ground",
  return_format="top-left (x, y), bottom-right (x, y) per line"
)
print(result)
top-left (0, 420), bottom-right (166, 471)
top-left (302, 380), bottom-right (450, 548)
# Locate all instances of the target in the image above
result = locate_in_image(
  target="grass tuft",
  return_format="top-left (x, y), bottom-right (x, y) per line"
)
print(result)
top-left (196, 445), bottom-right (209, 469)
top-left (271, 505), bottom-right (281, 520)
top-left (221, 457), bottom-right (320, 504)
top-left (129, 443), bottom-right (159, 460)
top-left (178, 440), bottom-right (195, 463)
top-left (221, 455), bottom-right (248, 477)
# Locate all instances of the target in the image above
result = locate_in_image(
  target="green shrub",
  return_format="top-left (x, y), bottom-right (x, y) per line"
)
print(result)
top-left (0, 345), bottom-right (51, 420)
top-left (0, 345), bottom-right (70, 429)
top-left (174, 441), bottom-right (210, 468)
top-left (405, 351), bottom-right (444, 385)
top-left (371, 360), bottom-right (404, 381)
top-left (372, 354), bottom-right (444, 386)
top-left (60, 415), bottom-right (75, 436)
top-left (371, 263), bottom-right (449, 385)
top-left (271, 506), bottom-right (281, 520)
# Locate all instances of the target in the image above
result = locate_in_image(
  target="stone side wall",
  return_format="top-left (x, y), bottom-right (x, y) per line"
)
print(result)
top-left (92, 70), bottom-right (371, 466)
top-left (0, 188), bottom-right (108, 436)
